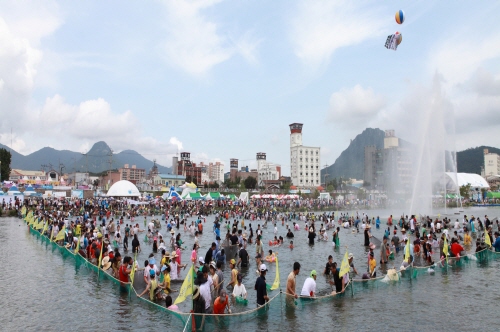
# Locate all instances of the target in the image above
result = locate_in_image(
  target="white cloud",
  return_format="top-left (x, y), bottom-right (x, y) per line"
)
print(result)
top-left (327, 84), bottom-right (386, 127)
top-left (429, 32), bottom-right (500, 89)
top-left (161, 0), bottom-right (259, 75)
top-left (289, 0), bottom-right (385, 68)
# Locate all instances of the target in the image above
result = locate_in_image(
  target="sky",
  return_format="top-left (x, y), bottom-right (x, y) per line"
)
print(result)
top-left (1, 0), bottom-right (500, 174)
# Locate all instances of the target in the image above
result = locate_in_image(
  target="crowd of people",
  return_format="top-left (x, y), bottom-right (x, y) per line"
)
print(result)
top-left (20, 195), bottom-right (500, 318)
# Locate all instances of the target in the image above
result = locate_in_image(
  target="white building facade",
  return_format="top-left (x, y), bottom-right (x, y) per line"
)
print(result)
top-left (289, 123), bottom-right (321, 188)
top-left (256, 152), bottom-right (281, 187)
top-left (484, 149), bottom-right (500, 176)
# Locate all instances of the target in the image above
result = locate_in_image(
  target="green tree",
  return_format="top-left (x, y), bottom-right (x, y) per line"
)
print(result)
top-left (313, 189), bottom-right (320, 198)
top-left (0, 148), bottom-right (12, 182)
top-left (459, 184), bottom-right (471, 199)
top-left (327, 184), bottom-right (334, 192)
top-left (244, 176), bottom-right (257, 189)
top-left (282, 182), bottom-right (291, 192)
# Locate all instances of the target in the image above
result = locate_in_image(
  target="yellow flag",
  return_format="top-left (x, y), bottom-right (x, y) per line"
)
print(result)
top-left (270, 257), bottom-right (280, 290)
top-left (21, 206), bottom-right (26, 216)
top-left (33, 217), bottom-right (40, 229)
top-left (55, 226), bottom-right (66, 241)
top-left (130, 253), bottom-right (137, 284)
top-left (174, 265), bottom-right (195, 305)
top-left (339, 251), bottom-right (350, 277)
top-left (443, 237), bottom-right (449, 264)
top-left (42, 221), bottom-right (49, 235)
top-left (404, 238), bottom-right (411, 262)
top-left (74, 236), bottom-right (80, 254)
top-left (485, 232), bottom-right (492, 247)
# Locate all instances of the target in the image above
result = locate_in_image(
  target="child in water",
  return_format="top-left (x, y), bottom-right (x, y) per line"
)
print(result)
top-left (289, 241), bottom-right (294, 249)
top-left (265, 250), bottom-right (277, 262)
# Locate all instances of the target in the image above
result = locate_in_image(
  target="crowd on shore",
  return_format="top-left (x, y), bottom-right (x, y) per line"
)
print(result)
top-left (21, 195), bottom-right (500, 317)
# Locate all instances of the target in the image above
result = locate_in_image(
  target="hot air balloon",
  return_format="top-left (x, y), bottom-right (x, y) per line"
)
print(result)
top-left (395, 10), bottom-right (405, 24)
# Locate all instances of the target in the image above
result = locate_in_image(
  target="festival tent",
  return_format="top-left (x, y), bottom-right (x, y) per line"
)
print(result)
top-left (251, 194), bottom-right (261, 199)
top-left (205, 192), bottom-right (222, 200)
top-left (486, 192), bottom-right (500, 199)
top-left (182, 192), bottom-right (204, 200)
top-left (106, 180), bottom-right (141, 197)
top-left (24, 185), bottom-right (37, 196)
top-left (8, 185), bottom-right (21, 195)
top-left (319, 193), bottom-right (331, 200)
top-left (239, 192), bottom-right (249, 203)
top-left (227, 194), bottom-right (237, 201)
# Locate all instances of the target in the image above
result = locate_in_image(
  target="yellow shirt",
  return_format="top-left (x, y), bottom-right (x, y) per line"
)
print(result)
top-left (232, 268), bottom-right (238, 282)
top-left (369, 258), bottom-right (376, 274)
top-left (163, 273), bottom-right (171, 294)
top-left (464, 233), bottom-right (472, 246)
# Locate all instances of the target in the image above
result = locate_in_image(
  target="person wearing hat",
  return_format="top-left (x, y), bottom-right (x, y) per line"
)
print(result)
top-left (209, 261), bottom-right (220, 291)
top-left (227, 259), bottom-right (238, 288)
top-left (138, 269), bottom-right (162, 301)
top-left (237, 243), bottom-right (249, 268)
top-left (144, 257), bottom-right (159, 284)
top-left (232, 273), bottom-right (247, 299)
top-left (192, 285), bottom-right (206, 313)
top-left (254, 263), bottom-right (269, 306)
top-left (348, 253), bottom-right (358, 275)
top-left (101, 256), bottom-right (112, 271)
top-left (159, 265), bottom-right (173, 294)
top-left (213, 289), bottom-right (231, 314)
top-left (160, 249), bottom-right (170, 267)
top-left (364, 224), bottom-right (372, 247)
top-left (300, 270), bottom-right (317, 297)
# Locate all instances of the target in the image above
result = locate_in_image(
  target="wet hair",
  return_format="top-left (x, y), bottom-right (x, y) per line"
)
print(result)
top-left (165, 295), bottom-right (173, 308)
top-left (293, 262), bottom-right (301, 271)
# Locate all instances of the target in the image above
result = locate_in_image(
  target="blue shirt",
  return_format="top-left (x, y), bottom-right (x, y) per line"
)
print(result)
top-left (493, 237), bottom-right (500, 252)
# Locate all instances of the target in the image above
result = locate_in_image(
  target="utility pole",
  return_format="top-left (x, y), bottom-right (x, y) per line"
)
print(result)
top-left (323, 163), bottom-right (329, 188)
top-left (107, 149), bottom-right (113, 187)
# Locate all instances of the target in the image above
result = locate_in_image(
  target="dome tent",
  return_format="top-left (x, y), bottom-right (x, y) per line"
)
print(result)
top-left (106, 180), bottom-right (140, 197)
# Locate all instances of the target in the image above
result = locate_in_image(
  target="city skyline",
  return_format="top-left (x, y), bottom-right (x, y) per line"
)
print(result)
top-left (1, 1), bottom-right (500, 175)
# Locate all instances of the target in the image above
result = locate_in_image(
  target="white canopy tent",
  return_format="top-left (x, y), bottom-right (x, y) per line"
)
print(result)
top-left (106, 180), bottom-right (141, 197)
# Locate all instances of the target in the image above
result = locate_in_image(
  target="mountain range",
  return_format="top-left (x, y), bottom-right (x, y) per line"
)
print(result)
top-left (0, 141), bottom-right (171, 174)
top-left (321, 128), bottom-right (495, 181)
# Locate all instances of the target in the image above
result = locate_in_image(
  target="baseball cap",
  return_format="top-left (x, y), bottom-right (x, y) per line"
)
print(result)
top-left (149, 258), bottom-right (156, 265)
top-left (198, 257), bottom-right (205, 264)
top-left (310, 270), bottom-right (317, 277)
top-left (260, 264), bottom-right (268, 272)
top-left (348, 253), bottom-right (354, 259)
top-left (230, 259), bottom-right (236, 265)
top-left (161, 265), bottom-right (167, 272)
top-left (149, 269), bottom-right (155, 276)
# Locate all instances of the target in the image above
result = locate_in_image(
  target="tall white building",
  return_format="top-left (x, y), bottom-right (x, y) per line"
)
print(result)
top-left (289, 123), bottom-right (321, 188)
top-left (256, 152), bottom-right (281, 187)
top-left (208, 162), bottom-right (225, 184)
top-left (484, 149), bottom-right (500, 176)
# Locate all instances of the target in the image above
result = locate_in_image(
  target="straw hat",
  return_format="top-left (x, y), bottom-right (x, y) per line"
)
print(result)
top-left (101, 256), bottom-right (112, 270)
top-left (171, 251), bottom-right (178, 258)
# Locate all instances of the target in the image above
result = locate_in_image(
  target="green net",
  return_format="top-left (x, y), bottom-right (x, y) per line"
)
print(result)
top-left (25, 220), bottom-right (500, 331)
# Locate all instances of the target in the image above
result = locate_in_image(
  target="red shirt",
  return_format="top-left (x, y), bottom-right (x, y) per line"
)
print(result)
top-left (119, 265), bottom-right (130, 283)
top-left (213, 295), bottom-right (228, 314)
top-left (450, 243), bottom-right (464, 257)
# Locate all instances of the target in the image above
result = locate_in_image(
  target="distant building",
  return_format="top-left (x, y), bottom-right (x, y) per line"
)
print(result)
top-left (9, 169), bottom-right (47, 183)
top-left (66, 172), bottom-right (90, 186)
top-left (199, 161), bottom-right (225, 184)
top-left (229, 158), bottom-right (258, 183)
top-left (175, 152), bottom-right (203, 184)
top-left (363, 130), bottom-right (412, 193)
top-left (153, 174), bottom-right (186, 188)
top-left (256, 152), bottom-right (281, 188)
top-left (289, 123), bottom-right (321, 188)
top-left (484, 149), bottom-right (500, 176)
top-left (119, 164), bottom-right (145, 184)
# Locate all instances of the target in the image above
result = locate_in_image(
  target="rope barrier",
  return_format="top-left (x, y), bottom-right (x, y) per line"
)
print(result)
top-left (24, 218), bottom-right (500, 326)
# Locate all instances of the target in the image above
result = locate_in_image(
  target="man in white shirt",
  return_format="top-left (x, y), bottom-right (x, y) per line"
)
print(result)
top-left (300, 270), bottom-right (317, 297)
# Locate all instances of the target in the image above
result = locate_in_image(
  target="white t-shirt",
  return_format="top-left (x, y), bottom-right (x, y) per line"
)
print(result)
top-left (300, 277), bottom-right (316, 296)
top-left (199, 280), bottom-right (212, 309)
top-left (170, 262), bottom-right (178, 280)
top-left (233, 284), bottom-right (247, 297)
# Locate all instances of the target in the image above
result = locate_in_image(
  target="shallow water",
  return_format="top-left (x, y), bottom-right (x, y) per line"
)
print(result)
top-left (1, 206), bottom-right (499, 331)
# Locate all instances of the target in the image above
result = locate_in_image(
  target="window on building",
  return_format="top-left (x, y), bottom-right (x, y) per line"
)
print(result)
top-left (300, 180), bottom-right (303, 183)
top-left (300, 158), bottom-right (302, 162)
top-left (300, 150), bottom-right (302, 154)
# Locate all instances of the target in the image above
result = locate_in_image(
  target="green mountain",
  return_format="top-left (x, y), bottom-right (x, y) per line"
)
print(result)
top-left (3, 141), bottom-right (171, 174)
top-left (457, 146), bottom-right (499, 174)
top-left (321, 128), bottom-right (385, 180)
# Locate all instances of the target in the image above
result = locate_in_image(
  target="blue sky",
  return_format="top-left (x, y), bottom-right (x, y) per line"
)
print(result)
top-left (1, 0), bottom-right (500, 174)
